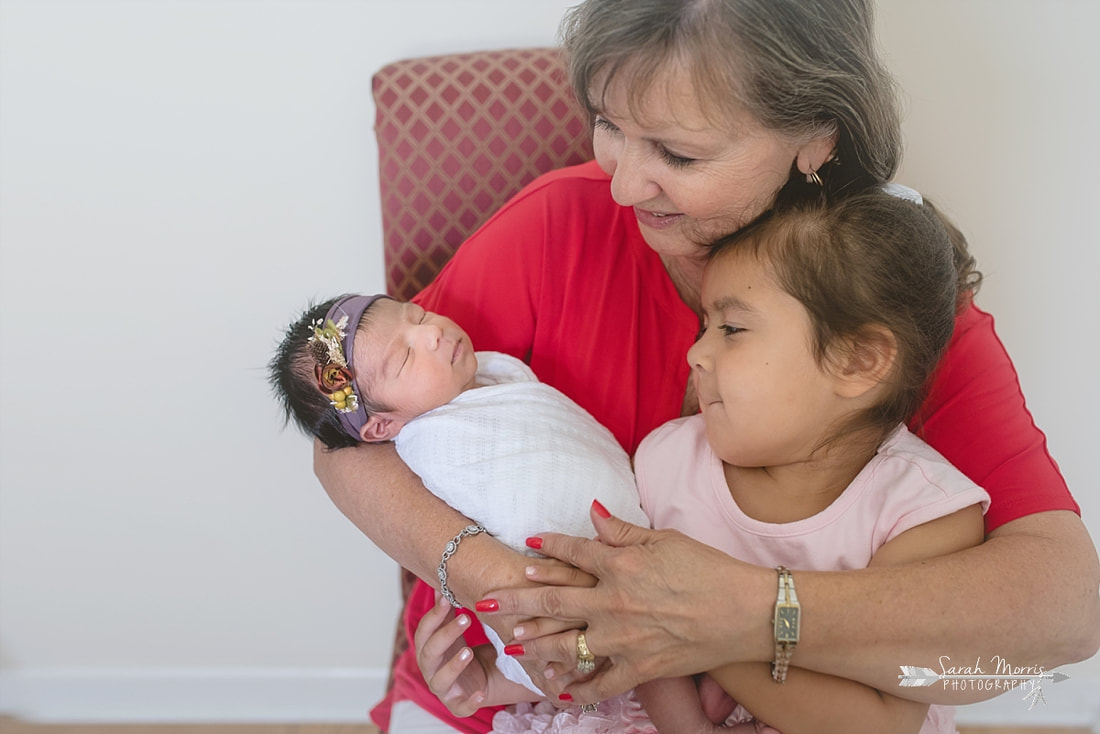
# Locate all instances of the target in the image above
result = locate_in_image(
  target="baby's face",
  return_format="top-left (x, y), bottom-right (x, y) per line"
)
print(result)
top-left (353, 299), bottom-right (478, 426)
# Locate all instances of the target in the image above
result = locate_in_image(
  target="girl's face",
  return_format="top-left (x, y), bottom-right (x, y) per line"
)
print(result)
top-left (687, 250), bottom-right (847, 468)
top-left (354, 299), bottom-right (478, 440)
top-left (590, 62), bottom-right (820, 261)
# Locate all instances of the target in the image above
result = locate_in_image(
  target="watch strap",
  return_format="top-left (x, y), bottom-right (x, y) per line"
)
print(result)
top-left (772, 566), bottom-right (799, 683)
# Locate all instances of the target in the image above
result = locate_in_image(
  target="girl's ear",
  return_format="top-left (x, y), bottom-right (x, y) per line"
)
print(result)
top-left (832, 326), bottom-right (897, 399)
top-left (360, 413), bottom-right (404, 443)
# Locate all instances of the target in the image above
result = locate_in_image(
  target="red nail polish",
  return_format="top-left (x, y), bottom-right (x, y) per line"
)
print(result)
top-left (475, 599), bottom-right (499, 612)
top-left (525, 536), bottom-right (543, 550)
top-left (504, 644), bottom-right (525, 656)
top-left (559, 693), bottom-right (573, 702)
top-left (592, 499), bottom-right (611, 519)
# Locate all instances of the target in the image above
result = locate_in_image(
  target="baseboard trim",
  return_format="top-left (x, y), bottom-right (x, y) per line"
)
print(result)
top-left (0, 668), bottom-right (388, 723)
top-left (1, 668), bottom-right (1096, 728)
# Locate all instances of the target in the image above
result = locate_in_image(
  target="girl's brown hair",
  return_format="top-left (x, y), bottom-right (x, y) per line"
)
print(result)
top-left (710, 189), bottom-right (981, 445)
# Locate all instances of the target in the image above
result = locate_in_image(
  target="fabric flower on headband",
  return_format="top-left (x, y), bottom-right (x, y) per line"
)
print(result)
top-left (308, 315), bottom-right (359, 413)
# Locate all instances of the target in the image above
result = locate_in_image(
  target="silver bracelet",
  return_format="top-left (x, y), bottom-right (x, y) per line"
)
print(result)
top-left (437, 523), bottom-right (488, 608)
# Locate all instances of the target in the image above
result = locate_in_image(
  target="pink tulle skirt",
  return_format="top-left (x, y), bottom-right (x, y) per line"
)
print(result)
top-left (491, 692), bottom-right (658, 734)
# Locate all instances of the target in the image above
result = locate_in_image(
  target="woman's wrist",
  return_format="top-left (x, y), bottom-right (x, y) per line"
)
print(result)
top-left (725, 558), bottom-right (778, 665)
top-left (445, 532), bottom-right (533, 606)
top-left (437, 523), bottom-right (488, 608)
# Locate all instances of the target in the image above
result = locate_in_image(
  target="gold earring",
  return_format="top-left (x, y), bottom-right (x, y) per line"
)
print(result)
top-left (807, 168), bottom-right (823, 187)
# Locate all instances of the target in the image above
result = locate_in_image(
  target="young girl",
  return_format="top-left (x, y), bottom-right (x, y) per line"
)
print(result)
top-left (418, 189), bottom-right (990, 734)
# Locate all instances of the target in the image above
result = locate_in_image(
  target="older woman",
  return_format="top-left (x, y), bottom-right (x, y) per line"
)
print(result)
top-left (315, 1), bottom-right (1100, 732)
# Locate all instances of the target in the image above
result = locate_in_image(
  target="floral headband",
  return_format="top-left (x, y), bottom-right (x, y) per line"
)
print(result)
top-left (308, 294), bottom-right (390, 441)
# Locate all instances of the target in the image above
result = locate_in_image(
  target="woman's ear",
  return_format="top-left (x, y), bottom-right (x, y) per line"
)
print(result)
top-left (360, 413), bottom-right (404, 443)
top-left (796, 133), bottom-right (839, 178)
top-left (831, 326), bottom-right (897, 399)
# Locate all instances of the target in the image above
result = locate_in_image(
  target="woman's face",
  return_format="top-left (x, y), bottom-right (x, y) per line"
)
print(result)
top-left (591, 62), bottom-right (811, 259)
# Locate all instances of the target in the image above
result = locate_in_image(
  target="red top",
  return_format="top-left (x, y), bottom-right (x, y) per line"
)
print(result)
top-left (371, 161), bottom-right (1078, 733)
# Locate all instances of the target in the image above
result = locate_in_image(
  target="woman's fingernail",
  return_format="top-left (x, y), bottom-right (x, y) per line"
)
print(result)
top-left (513, 625), bottom-right (525, 638)
top-left (544, 667), bottom-right (556, 680)
top-left (525, 566), bottom-right (537, 577)
top-left (592, 499), bottom-right (611, 519)
top-left (525, 536), bottom-right (543, 550)
top-left (558, 693), bottom-right (572, 701)
top-left (475, 599), bottom-right (499, 612)
top-left (504, 644), bottom-right (525, 656)
top-left (457, 614), bottom-right (470, 627)
top-left (459, 647), bottom-right (472, 662)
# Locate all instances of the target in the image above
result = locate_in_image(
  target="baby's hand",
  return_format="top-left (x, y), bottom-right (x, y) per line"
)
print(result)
top-left (696, 675), bottom-right (782, 734)
top-left (414, 593), bottom-right (489, 716)
top-left (697, 673), bottom-right (738, 723)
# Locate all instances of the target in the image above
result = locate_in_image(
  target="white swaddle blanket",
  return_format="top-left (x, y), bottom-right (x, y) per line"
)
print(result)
top-left (395, 351), bottom-right (649, 694)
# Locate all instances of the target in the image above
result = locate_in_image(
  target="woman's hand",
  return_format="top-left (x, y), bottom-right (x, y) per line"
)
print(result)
top-left (494, 554), bottom-right (598, 640)
top-left (478, 556), bottom-right (600, 699)
top-left (479, 503), bottom-right (775, 704)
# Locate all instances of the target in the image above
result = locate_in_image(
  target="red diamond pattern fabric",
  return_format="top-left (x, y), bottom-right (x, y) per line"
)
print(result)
top-left (373, 47), bottom-right (594, 301)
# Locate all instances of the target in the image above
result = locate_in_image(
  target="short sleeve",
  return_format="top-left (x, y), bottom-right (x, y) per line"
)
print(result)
top-left (912, 303), bottom-right (1078, 532)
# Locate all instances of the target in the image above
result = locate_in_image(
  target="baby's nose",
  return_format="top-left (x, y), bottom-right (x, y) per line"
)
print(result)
top-left (422, 323), bottom-right (443, 348)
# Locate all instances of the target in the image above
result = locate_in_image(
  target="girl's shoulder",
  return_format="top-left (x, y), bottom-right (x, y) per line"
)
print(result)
top-left (918, 302), bottom-right (1075, 531)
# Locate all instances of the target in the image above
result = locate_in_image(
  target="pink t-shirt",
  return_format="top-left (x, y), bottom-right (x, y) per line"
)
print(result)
top-left (636, 417), bottom-right (990, 570)
top-left (636, 418), bottom-right (991, 734)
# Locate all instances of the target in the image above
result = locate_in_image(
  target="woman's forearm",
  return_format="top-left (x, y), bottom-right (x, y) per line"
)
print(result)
top-left (794, 510), bottom-right (1100, 704)
top-left (312, 439), bottom-right (531, 605)
top-left (493, 509), bottom-right (1100, 708)
top-left (314, 438), bottom-right (589, 698)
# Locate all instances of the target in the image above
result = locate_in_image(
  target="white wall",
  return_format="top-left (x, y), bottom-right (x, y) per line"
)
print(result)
top-left (0, 0), bottom-right (1096, 726)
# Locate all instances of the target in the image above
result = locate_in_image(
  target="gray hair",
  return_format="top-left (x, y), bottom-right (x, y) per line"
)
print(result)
top-left (560, 0), bottom-right (902, 195)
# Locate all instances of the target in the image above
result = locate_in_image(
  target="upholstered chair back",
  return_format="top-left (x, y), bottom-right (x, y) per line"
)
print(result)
top-left (373, 47), bottom-right (594, 301)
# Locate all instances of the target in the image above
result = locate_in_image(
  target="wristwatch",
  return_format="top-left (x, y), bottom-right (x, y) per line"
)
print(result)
top-left (772, 566), bottom-right (800, 683)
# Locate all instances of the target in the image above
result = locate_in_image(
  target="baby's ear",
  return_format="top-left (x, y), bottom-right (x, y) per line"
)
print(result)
top-left (832, 326), bottom-right (897, 399)
top-left (360, 414), bottom-right (403, 443)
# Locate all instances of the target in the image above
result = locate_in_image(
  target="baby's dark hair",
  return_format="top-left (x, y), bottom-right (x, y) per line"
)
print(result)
top-left (268, 295), bottom-right (387, 450)
top-left (710, 189), bottom-right (981, 447)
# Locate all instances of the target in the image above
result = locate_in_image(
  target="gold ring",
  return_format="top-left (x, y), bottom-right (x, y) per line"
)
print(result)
top-left (575, 631), bottom-right (596, 675)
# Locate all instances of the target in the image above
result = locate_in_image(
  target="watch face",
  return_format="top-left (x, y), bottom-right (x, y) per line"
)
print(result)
top-left (776, 606), bottom-right (800, 642)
